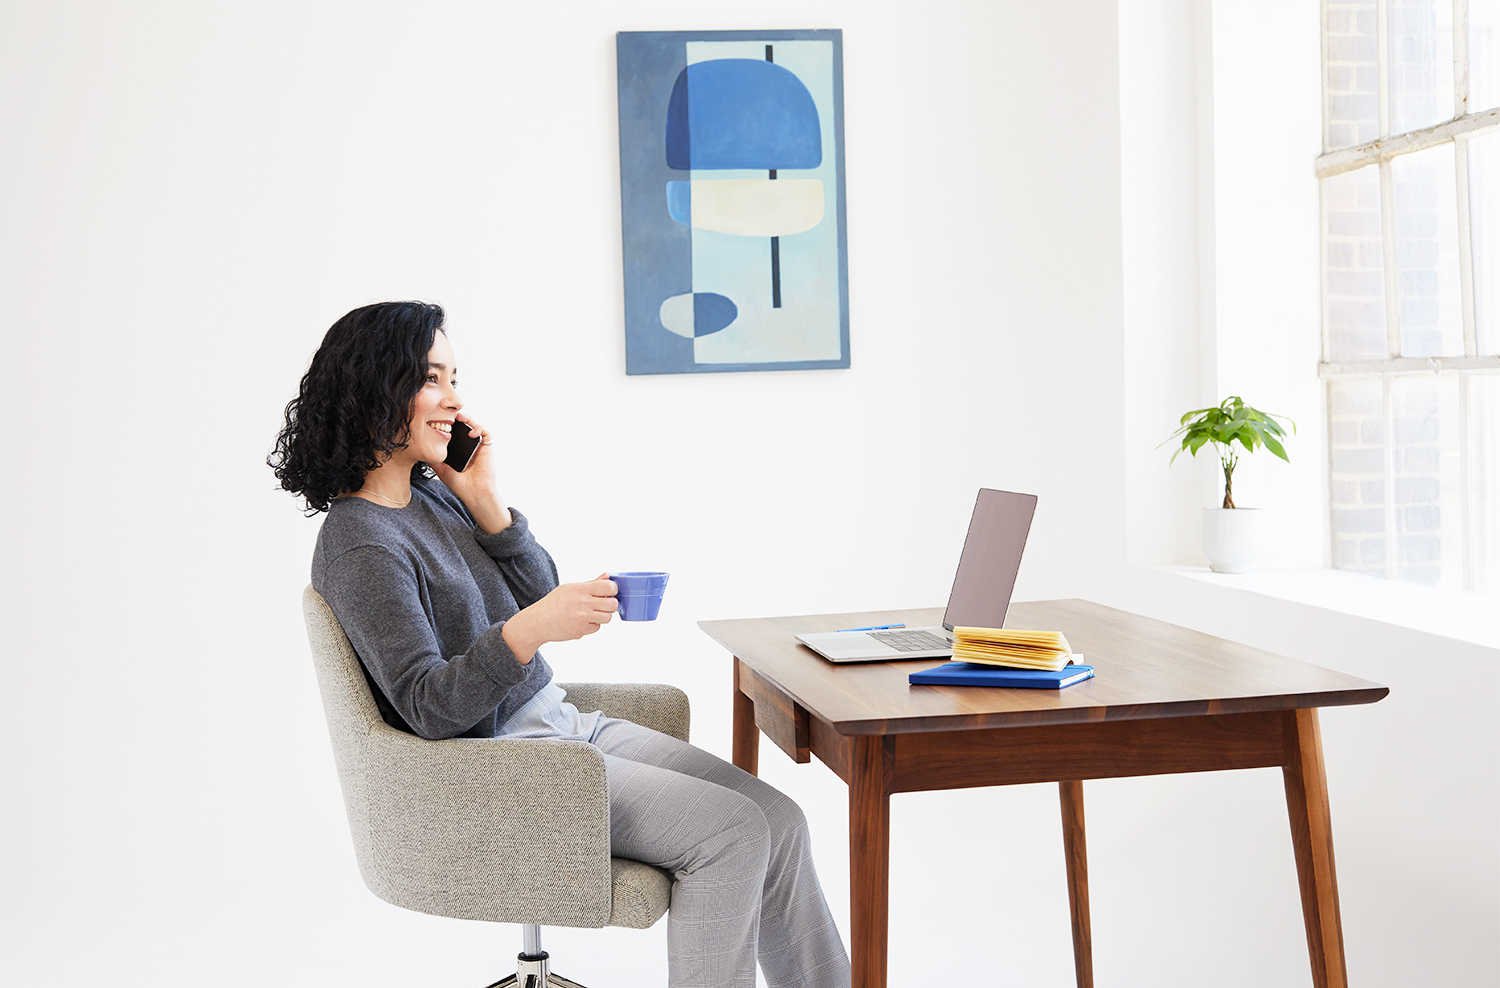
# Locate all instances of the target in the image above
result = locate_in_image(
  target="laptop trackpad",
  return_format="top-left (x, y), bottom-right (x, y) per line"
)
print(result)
top-left (798, 632), bottom-right (897, 659)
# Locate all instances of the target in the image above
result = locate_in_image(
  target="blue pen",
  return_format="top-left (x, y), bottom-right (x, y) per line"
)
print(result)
top-left (835, 623), bottom-right (907, 633)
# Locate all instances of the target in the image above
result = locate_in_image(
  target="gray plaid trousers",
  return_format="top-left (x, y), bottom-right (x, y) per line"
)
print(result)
top-left (590, 715), bottom-right (852, 988)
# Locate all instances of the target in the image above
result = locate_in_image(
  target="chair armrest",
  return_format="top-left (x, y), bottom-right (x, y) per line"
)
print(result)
top-left (558, 682), bottom-right (691, 742)
top-left (356, 724), bottom-right (612, 927)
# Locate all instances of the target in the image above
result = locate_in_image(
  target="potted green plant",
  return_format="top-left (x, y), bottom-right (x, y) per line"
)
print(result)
top-left (1163, 396), bottom-right (1295, 573)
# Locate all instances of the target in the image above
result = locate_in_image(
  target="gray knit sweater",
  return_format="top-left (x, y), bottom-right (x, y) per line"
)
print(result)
top-left (310, 472), bottom-right (557, 740)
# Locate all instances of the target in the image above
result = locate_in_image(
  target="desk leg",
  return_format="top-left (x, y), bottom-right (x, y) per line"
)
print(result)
top-left (1282, 708), bottom-right (1348, 988)
top-left (731, 657), bottom-right (759, 776)
top-left (850, 736), bottom-right (892, 988)
top-left (1059, 780), bottom-right (1093, 988)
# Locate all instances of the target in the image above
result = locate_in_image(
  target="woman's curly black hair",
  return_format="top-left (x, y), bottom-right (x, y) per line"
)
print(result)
top-left (268, 301), bottom-right (447, 515)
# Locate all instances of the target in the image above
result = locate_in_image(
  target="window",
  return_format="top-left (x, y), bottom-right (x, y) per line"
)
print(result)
top-left (1320, 0), bottom-right (1500, 591)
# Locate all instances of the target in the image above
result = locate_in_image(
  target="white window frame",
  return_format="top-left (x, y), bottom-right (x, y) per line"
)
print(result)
top-left (1317, 0), bottom-right (1500, 589)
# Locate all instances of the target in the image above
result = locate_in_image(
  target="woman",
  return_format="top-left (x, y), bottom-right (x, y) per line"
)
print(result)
top-left (268, 300), bottom-right (851, 988)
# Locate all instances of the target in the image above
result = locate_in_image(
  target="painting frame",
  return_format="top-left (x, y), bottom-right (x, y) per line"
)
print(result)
top-left (616, 29), bottom-right (850, 376)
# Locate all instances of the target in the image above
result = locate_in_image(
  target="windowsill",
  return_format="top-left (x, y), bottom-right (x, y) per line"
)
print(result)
top-left (1155, 564), bottom-right (1500, 650)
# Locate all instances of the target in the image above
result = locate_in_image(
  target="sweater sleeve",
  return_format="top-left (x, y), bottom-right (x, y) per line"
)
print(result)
top-left (321, 543), bottom-right (532, 740)
top-left (472, 505), bottom-right (560, 610)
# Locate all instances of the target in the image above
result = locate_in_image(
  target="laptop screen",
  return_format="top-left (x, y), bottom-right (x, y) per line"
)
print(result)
top-left (940, 489), bottom-right (1038, 632)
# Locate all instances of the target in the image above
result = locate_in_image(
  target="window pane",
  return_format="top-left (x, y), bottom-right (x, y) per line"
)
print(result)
top-left (1325, 0), bottom-right (1381, 148)
top-left (1329, 378), bottom-right (1388, 575)
top-left (1388, 0), bottom-right (1455, 133)
top-left (1471, 0), bottom-right (1500, 112)
top-left (1391, 375), bottom-right (1462, 587)
top-left (1391, 145), bottom-right (1464, 356)
top-left (1469, 375), bottom-right (1500, 594)
top-left (1323, 165), bottom-right (1388, 360)
top-left (1470, 131), bottom-right (1500, 355)
top-left (1329, 376), bottom-right (1465, 587)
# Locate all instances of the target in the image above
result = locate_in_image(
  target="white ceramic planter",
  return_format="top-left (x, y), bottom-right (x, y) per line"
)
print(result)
top-left (1202, 507), bottom-right (1262, 573)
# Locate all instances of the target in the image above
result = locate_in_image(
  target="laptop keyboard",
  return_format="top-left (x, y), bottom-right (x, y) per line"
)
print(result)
top-left (868, 630), bottom-right (952, 652)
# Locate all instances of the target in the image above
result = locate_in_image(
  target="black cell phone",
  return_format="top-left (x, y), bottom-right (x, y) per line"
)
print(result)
top-left (443, 420), bottom-right (482, 472)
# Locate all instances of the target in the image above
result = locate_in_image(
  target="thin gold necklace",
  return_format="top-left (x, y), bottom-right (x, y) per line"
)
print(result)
top-left (354, 486), bottom-right (411, 508)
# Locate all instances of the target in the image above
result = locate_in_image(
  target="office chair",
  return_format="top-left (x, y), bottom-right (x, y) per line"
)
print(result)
top-left (303, 585), bottom-right (689, 987)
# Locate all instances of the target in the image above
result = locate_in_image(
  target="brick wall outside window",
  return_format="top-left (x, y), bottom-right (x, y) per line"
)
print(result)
top-left (1322, 0), bottom-right (1449, 585)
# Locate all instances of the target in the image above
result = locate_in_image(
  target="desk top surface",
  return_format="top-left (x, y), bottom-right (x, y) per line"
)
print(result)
top-left (698, 598), bottom-right (1389, 734)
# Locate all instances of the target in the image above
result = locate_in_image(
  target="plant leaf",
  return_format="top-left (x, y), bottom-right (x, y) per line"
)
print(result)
top-left (1180, 406), bottom-right (1216, 424)
top-left (1169, 398), bottom-right (1295, 465)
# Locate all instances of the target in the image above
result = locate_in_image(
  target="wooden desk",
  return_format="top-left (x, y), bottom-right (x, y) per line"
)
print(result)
top-left (698, 598), bottom-right (1388, 988)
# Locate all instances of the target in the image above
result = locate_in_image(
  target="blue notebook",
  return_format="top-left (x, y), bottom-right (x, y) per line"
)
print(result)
top-left (908, 662), bottom-right (1096, 689)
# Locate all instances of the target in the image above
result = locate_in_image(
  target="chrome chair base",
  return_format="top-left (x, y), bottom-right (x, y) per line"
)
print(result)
top-left (483, 953), bottom-right (588, 988)
top-left (482, 925), bottom-right (590, 988)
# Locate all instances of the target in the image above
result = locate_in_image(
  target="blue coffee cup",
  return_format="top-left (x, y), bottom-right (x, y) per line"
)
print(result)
top-left (610, 571), bottom-right (670, 621)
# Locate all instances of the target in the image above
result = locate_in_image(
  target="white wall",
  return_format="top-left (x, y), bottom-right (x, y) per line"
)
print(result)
top-left (1120, 0), bottom-right (1208, 566)
top-left (6, 1), bottom-right (1124, 985)
top-left (1206, 0), bottom-right (1327, 569)
top-left (1122, 0), bottom-right (1327, 570)
top-left (7, 0), bottom-right (1495, 985)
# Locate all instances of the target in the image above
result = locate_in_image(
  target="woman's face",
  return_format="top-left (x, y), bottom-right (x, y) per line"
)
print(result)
top-left (405, 330), bottom-right (462, 464)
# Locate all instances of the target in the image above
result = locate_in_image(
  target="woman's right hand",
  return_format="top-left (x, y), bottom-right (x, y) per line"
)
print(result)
top-left (505, 573), bottom-right (618, 661)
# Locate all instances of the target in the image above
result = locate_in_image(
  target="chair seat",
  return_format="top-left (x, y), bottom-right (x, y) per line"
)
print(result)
top-left (608, 857), bottom-right (673, 929)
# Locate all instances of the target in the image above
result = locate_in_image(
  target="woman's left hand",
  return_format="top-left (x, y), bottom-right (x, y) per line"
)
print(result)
top-left (431, 411), bottom-right (512, 533)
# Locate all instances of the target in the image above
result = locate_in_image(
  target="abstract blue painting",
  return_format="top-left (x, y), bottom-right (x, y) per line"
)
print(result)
top-left (616, 30), bottom-right (849, 375)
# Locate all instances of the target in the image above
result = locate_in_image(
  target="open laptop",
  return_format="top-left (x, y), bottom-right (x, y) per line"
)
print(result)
top-left (795, 488), bottom-right (1038, 662)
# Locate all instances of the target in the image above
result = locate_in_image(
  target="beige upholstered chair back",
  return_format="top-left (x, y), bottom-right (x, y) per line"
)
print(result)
top-left (301, 585), bottom-right (388, 894)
